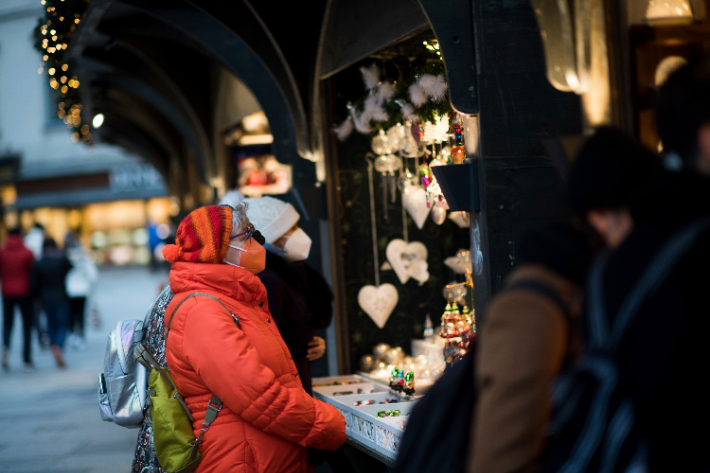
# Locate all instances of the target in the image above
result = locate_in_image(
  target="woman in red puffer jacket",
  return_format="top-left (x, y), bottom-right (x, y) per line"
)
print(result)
top-left (161, 204), bottom-right (345, 473)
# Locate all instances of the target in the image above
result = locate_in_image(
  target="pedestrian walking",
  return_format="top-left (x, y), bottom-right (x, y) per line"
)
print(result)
top-left (65, 233), bottom-right (98, 350)
top-left (24, 222), bottom-right (50, 348)
top-left (0, 228), bottom-right (35, 371)
top-left (159, 204), bottom-right (345, 472)
top-left (31, 237), bottom-right (72, 368)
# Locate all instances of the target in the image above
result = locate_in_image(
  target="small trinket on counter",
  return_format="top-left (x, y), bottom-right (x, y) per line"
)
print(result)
top-left (404, 371), bottom-right (415, 395)
top-left (333, 391), bottom-right (354, 396)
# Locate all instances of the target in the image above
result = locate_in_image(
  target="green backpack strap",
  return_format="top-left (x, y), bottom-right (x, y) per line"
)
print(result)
top-left (163, 292), bottom-right (239, 459)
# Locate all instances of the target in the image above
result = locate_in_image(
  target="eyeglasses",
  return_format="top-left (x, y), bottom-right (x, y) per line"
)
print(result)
top-left (231, 223), bottom-right (265, 245)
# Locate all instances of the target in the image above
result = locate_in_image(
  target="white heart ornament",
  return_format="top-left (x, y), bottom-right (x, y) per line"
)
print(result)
top-left (386, 239), bottom-right (429, 284)
top-left (407, 260), bottom-right (430, 285)
top-left (402, 183), bottom-right (430, 229)
top-left (448, 211), bottom-right (470, 228)
top-left (358, 284), bottom-right (399, 329)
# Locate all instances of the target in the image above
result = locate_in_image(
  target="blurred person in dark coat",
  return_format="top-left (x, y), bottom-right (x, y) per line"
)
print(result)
top-left (32, 238), bottom-right (72, 368)
top-left (0, 228), bottom-right (35, 371)
top-left (588, 57), bottom-right (710, 472)
top-left (468, 128), bottom-right (658, 473)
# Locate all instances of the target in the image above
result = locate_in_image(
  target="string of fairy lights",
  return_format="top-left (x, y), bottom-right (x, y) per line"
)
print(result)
top-left (33, 0), bottom-right (93, 144)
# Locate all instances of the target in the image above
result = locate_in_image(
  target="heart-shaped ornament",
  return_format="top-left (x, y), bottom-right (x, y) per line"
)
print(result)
top-left (358, 283), bottom-right (399, 329)
top-left (386, 239), bottom-right (429, 284)
top-left (402, 182), bottom-right (430, 229)
top-left (407, 260), bottom-right (430, 285)
top-left (448, 211), bottom-right (470, 228)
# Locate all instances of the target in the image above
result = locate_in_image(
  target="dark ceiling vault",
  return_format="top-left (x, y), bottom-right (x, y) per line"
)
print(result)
top-left (66, 0), bottom-right (477, 197)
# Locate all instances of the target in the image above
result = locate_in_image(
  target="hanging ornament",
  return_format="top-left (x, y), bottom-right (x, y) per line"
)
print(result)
top-left (431, 200), bottom-right (447, 225)
top-left (387, 124), bottom-right (406, 151)
top-left (401, 179), bottom-right (430, 229)
top-left (450, 116), bottom-right (466, 164)
top-left (420, 115), bottom-right (451, 145)
top-left (386, 239), bottom-right (430, 285)
top-left (448, 211), bottom-right (471, 228)
top-left (371, 129), bottom-right (393, 155)
top-left (399, 121), bottom-right (424, 158)
top-left (358, 156), bottom-right (399, 329)
top-left (358, 284), bottom-right (399, 329)
top-left (426, 158), bottom-right (446, 208)
top-left (445, 249), bottom-right (472, 274)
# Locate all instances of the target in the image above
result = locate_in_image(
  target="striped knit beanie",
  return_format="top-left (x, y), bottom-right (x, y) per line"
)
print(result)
top-left (162, 206), bottom-right (233, 264)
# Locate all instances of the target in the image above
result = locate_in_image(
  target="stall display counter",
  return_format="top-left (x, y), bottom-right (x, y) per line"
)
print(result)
top-left (312, 374), bottom-right (420, 466)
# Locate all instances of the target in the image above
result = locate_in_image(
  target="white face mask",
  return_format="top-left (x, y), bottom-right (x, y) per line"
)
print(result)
top-left (283, 228), bottom-right (312, 262)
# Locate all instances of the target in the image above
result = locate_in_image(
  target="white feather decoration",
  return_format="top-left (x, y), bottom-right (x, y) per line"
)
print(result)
top-left (431, 74), bottom-right (448, 102)
top-left (417, 74), bottom-right (438, 97)
top-left (377, 81), bottom-right (395, 104)
top-left (402, 103), bottom-right (416, 121)
top-left (409, 83), bottom-right (427, 107)
top-left (348, 103), bottom-right (372, 135)
top-left (362, 94), bottom-right (387, 123)
top-left (354, 116), bottom-right (373, 134)
top-left (335, 117), bottom-right (354, 141)
top-left (360, 63), bottom-right (380, 90)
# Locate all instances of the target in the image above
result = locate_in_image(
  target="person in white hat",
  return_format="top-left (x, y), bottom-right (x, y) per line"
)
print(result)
top-left (239, 196), bottom-right (331, 394)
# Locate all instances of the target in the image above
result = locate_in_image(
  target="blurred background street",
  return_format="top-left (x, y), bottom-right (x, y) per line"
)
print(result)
top-left (0, 267), bottom-right (168, 473)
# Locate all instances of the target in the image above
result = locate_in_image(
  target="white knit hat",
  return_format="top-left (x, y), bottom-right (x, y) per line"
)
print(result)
top-left (244, 196), bottom-right (300, 244)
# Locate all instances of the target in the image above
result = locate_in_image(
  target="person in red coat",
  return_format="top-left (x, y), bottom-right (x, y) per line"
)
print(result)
top-left (162, 204), bottom-right (346, 473)
top-left (0, 228), bottom-right (35, 371)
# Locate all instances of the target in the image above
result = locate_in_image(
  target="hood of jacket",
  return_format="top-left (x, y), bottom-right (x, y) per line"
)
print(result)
top-left (169, 261), bottom-right (268, 304)
top-left (4, 235), bottom-right (26, 249)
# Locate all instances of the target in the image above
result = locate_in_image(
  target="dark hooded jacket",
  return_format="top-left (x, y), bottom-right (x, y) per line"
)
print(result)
top-left (31, 249), bottom-right (72, 306)
top-left (599, 170), bottom-right (710, 472)
top-left (257, 250), bottom-right (334, 394)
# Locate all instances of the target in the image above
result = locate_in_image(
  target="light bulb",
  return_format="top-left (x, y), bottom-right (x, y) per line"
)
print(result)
top-left (92, 113), bottom-right (104, 128)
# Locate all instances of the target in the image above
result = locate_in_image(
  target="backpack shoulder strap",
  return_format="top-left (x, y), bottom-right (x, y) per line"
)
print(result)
top-left (588, 215), bottom-right (710, 351)
top-left (161, 291), bottom-right (238, 454)
top-left (610, 216), bottom-right (710, 347)
top-left (506, 279), bottom-right (571, 320)
top-left (165, 292), bottom-right (240, 342)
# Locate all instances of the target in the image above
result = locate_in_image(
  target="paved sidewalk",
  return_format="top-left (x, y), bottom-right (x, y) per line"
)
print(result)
top-left (0, 267), bottom-right (169, 473)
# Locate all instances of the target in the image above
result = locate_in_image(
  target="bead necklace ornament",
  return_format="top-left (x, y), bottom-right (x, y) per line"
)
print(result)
top-left (357, 156), bottom-right (399, 329)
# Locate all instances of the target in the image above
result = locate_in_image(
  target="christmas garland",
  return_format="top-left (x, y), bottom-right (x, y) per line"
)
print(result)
top-left (336, 42), bottom-right (452, 141)
top-left (33, 0), bottom-right (93, 144)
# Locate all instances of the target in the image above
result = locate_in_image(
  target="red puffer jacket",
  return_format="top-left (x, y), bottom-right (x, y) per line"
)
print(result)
top-left (0, 235), bottom-right (35, 297)
top-left (166, 262), bottom-right (346, 473)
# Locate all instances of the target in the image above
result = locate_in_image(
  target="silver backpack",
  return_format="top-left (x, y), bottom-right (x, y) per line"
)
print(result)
top-left (98, 320), bottom-right (148, 428)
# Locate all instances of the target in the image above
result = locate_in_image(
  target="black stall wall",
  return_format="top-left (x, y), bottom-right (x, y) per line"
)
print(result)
top-left (470, 0), bottom-right (583, 302)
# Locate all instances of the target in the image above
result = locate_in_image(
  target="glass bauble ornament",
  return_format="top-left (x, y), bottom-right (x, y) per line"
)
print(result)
top-left (387, 124), bottom-right (406, 151)
top-left (384, 346), bottom-right (405, 364)
top-left (359, 354), bottom-right (375, 372)
top-left (374, 154), bottom-right (402, 175)
top-left (400, 124), bottom-right (424, 158)
top-left (371, 130), bottom-right (392, 155)
top-left (373, 343), bottom-right (391, 359)
top-left (431, 201), bottom-right (447, 225)
top-left (450, 145), bottom-right (465, 164)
